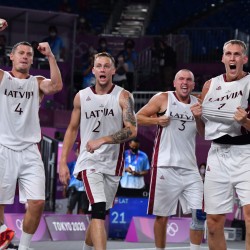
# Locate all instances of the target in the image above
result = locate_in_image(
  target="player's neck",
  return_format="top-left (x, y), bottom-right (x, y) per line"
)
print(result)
top-left (224, 71), bottom-right (247, 82)
top-left (10, 69), bottom-right (30, 79)
top-left (94, 83), bottom-right (114, 95)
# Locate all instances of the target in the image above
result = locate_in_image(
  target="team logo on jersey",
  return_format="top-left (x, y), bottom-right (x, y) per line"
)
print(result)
top-left (216, 86), bottom-right (221, 90)
top-left (160, 175), bottom-right (165, 180)
top-left (4, 89), bottom-right (34, 99)
top-left (8, 76), bottom-right (12, 80)
top-left (85, 108), bottom-right (114, 119)
top-left (208, 90), bottom-right (242, 102)
top-left (169, 111), bottom-right (194, 121)
top-left (86, 96), bottom-right (91, 101)
top-left (206, 165), bottom-right (211, 171)
top-left (172, 102), bottom-right (177, 105)
top-left (99, 104), bottom-right (104, 108)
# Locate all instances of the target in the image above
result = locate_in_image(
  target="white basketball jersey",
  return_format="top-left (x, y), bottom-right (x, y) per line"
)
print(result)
top-left (202, 74), bottom-right (250, 140)
top-left (74, 85), bottom-right (125, 176)
top-left (0, 71), bottom-right (41, 150)
top-left (152, 91), bottom-right (198, 170)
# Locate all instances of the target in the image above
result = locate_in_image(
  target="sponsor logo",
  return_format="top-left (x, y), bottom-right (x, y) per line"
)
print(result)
top-left (52, 221), bottom-right (87, 231)
top-left (167, 222), bottom-right (178, 236)
top-left (16, 219), bottom-right (23, 231)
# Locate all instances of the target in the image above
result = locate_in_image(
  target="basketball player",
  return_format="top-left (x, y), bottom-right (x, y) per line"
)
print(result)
top-left (191, 39), bottom-right (250, 250)
top-left (0, 18), bottom-right (63, 250)
top-left (136, 69), bottom-right (204, 250)
top-left (59, 52), bottom-right (137, 250)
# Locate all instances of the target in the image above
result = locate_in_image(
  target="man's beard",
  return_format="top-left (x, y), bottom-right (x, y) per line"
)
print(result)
top-left (17, 68), bottom-right (29, 74)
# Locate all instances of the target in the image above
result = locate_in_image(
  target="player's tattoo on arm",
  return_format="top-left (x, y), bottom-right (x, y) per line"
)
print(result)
top-left (111, 127), bottom-right (133, 143)
top-left (111, 94), bottom-right (136, 143)
top-left (124, 95), bottom-right (136, 126)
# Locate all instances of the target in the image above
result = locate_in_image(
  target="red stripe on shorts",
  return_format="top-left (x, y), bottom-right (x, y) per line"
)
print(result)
top-left (81, 170), bottom-right (94, 204)
top-left (147, 167), bottom-right (157, 215)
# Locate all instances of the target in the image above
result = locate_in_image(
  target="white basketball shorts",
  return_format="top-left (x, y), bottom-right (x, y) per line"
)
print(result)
top-left (205, 143), bottom-right (250, 214)
top-left (0, 144), bottom-right (45, 204)
top-left (81, 169), bottom-right (120, 210)
top-left (148, 167), bottom-right (203, 216)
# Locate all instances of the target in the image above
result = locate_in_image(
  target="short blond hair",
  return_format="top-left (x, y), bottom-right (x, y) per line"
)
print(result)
top-left (94, 52), bottom-right (115, 66)
top-left (223, 40), bottom-right (247, 55)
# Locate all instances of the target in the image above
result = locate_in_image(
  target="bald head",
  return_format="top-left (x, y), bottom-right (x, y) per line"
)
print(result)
top-left (174, 69), bottom-right (194, 82)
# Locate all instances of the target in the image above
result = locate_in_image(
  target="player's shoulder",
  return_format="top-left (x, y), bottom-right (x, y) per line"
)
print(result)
top-left (119, 88), bottom-right (133, 101)
top-left (150, 91), bottom-right (168, 104)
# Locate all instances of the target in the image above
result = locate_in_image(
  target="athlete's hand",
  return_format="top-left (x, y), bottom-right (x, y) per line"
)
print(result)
top-left (126, 166), bottom-right (133, 173)
top-left (190, 100), bottom-right (202, 119)
top-left (157, 115), bottom-right (170, 127)
top-left (59, 163), bottom-right (70, 186)
top-left (86, 138), bottom-right (104, 153)
top-left (37, 42), bottom-right (54, 58)
top-left (0, 19), bottom-right (8, 32)
top-left (234, 107), bottom-right (248, 125)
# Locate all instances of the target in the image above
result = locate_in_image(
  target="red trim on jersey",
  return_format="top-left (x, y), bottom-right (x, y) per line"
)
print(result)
top-left (152, 126), bottom-right (163, 168)
top-left (223, 72), bottom-right (249, 82)
top-left (90, 84), bottom-right (115, 94)
top-left (173, 91), bottom-right (190, 104)
top-left (147, 167), bottom-right (157, 215)
top-left (9, 71), bottom-right (30, 79)
top-left (81, 170), bottom-right (94, 204)
top-left (115, 143), bottom-right (125, 176)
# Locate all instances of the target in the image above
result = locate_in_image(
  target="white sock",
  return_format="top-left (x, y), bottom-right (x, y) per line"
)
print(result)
top-left (19, 231), bottom-right (33, 248)
top-left (83, 242), bottom-right (93, 250)
top-left (190, 242), bottom-right (201, 250)
top-left (156, 248), bottom-right (165, 250)
top-left (0, 224), bottom-right (7, 233)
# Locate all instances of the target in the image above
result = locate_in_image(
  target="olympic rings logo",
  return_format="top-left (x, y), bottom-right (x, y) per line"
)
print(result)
top-left (16, 219), bottom-right (23, 231)
top-left (167, 222), bottom-right (178, 236)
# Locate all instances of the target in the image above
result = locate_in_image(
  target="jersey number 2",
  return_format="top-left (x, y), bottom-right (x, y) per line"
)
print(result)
top-left (92, 121), bottom-right (101, 132)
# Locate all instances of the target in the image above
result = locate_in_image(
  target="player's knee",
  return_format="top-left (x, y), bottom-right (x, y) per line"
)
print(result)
top-left (27, 200), bottom-right (45, 214)
top-left (91, 202), bottom-right (106, 220)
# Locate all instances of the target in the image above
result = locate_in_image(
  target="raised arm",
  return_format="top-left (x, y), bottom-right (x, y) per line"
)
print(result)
top-left (37, 42), bottom-right (63, 95)
top-left (0, 18), bottom-right (8, 32)
top-left (0, 18), bottom-right (8, 83)
top-left (59, 93), bottom-right (81, 185)
top-left (136, 92), bottom-right (170, 127)
top-left (86, 90), bottom-right (137, 153)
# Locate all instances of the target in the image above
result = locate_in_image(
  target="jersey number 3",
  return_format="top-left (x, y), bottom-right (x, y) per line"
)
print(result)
top-left (178, 120), bottom-right (186, 131)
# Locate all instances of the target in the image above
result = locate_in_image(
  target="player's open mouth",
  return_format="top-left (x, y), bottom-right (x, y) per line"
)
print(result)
top-left (229, 64), bottom-right (236, 70)
top-left (100, 75), bottom-right (106, 79)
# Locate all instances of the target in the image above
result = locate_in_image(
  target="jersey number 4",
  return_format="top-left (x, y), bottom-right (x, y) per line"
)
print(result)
top-left (15, 103), bottom-right (24, 115)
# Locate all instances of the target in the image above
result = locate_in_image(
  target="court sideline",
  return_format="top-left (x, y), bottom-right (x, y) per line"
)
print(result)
top-left (21, 239), bottom-right (245, 250)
